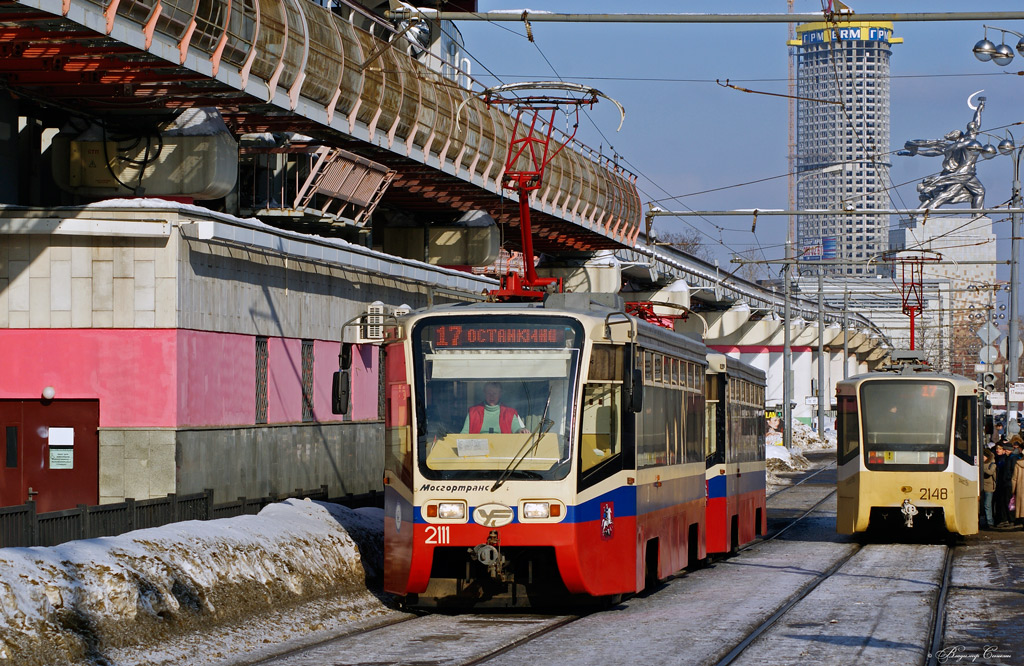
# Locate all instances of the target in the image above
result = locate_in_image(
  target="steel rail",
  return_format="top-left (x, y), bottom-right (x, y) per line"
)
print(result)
top-left (748, 488), bottom-right (838, 549)
top-left (461, 615), bottom-right (583, 666)
top-left (241, 614), bottom-right (417, 666)
top-left (766, 460), bottom-right (837, 500)
top-left (713, 541), bottom-right (859, 666)
top-left (926, 546), bottom-right (957, 666)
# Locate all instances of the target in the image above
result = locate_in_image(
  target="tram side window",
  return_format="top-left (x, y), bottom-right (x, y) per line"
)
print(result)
top-left (580, 345), bottom-right (626, 489)
top-left (684, 389), bottom-right (703, 463)
top-left (580, 383), bottom-right (622, 475)
top-left (383, 346), bottom-right (414, 486)
top-left (953, 396), bottom-right (976, 464)
top-left (727, 387), bottom-right (760, 464)
top-left (588, 344), bottom-right (623, 381)
top-left (837, 395), bottom-right (859, 464)
top-left (638, 383), bottom-right (672, 467)
top-left (704, 374), bottom-right (721, 464)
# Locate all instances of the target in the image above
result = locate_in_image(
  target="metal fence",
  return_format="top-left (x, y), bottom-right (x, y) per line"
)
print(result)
top-left (0, 486), bottom-right (380, 549)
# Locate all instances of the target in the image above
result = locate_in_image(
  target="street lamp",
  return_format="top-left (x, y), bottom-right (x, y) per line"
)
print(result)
top-left (989, 130), bottom-right (1024, 432)
top-left (781, 162), bottom-right (846, 449)
top-left (972, 25), bottom-right (1024, 65)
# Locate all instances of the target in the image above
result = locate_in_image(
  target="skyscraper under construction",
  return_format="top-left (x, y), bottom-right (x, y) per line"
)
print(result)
top-left (789, 22), bottom-right (902, 275)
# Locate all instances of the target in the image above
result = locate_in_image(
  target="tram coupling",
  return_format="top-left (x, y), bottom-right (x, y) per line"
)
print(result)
top-left (901, 498), bottom-right (919, 528)
top-left (469, 530), bottom-right (511, 582)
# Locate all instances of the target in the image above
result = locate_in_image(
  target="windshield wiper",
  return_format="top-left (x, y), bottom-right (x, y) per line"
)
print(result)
top-left (498, 469), bottom-right (543, 480)
top-left (491, 391), bottom-right (553, 492)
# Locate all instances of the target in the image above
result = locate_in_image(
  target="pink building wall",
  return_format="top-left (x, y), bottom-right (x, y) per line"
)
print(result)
top-left (313, 340), bottom-right (338, 423)
top-left (0, 329), bottom-right (178, 428)
top-left (311, 342), bottom-right (379, 422)
top-left (267, 338), bottom-right (302, 424)
top-left (349, 344), bottom-right (379, 421)
top-left (177, 330), bottom-right (255, 426)
top-left (1, 330), bottom-right (381, 429)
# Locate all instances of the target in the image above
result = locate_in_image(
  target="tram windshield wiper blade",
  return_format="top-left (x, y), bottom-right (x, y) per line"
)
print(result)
top-left (491, 391), bottom-right (553, 492)
top-left (499, 469), bottom-right (543, 480)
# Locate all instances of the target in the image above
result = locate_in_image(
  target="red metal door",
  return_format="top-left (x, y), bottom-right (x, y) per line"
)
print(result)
top-left (0, 402), bottom-right (23, 507)
top-left (0, 400), bottom-right (99, 512)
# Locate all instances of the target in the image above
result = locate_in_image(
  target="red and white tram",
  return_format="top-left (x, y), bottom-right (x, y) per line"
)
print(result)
top-left (704, 354), bottom-right (767, 554)
top-left (368, 294), bottom-right (765, 607)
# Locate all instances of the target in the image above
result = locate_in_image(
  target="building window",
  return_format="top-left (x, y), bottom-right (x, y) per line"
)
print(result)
top-left (302, 340), bottom-right (315, 422)
top-left (256, 337), bottom-right (268, 425)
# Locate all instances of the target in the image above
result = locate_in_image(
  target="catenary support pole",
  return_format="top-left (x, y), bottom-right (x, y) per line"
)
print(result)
top-left (843, 289), bottom-right (849, 380)
top-left (1008, 157), bottom-right (1022, 434)
top-left (784, 241), bottom-right (793, 451)
top-left (818, 270), bottom-right (826, 436)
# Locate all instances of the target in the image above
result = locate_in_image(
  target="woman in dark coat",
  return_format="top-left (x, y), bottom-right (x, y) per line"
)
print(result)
top-left (994, 443), bottom-right (1012, 526)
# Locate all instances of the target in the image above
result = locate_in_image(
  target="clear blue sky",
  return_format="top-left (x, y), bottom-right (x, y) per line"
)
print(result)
top-left (455, 1), bottom-right (1023, 300)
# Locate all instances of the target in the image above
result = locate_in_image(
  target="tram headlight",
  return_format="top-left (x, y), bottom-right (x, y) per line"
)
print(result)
top-left (436, 501), bottom-right (466, 520)
top-left (518, 500), bottom-right (564, 521)
top-left (522, 502), bottom-right (551, 519)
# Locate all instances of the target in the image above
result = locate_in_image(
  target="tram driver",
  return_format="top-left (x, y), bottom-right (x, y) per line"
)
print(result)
top-left (461, 381), bottom-right (531, 434)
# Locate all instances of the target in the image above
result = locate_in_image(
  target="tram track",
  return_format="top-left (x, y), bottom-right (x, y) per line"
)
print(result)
top-left (716, 541), bottom-right (956, 666)
top-left (276, 461), bottom-right (842, 666)
top-left (926, 546), bottom-right (956, 666)
top-left (711, 463), bottom-right (846, 665)
top-left (717, 455), bottom-right (959, 666)
top-left (745, 486), bottom-right (837, 550)
top-left (239, 612), bottom-right (582, 666)
top-left (237, 612), bottom-right (418, 666)
top-left (460, 614), bottom-right (582, 666)
top-left (766, 459), bottom-right (836, 500)
top-left (230, 456), bottom-right (848, 666)
top-left (466, 457), bottom-right (961, 666)
top-left (712, 545), bottom-right (860, 666)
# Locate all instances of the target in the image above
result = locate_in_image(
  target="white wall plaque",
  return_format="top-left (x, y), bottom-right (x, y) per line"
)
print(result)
top-left (49, 427), bottom-right (75, 446)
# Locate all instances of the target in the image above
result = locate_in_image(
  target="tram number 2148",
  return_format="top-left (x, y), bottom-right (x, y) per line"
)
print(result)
top-left (919, 487), bottom-right (948, 501)
top-left (425, 525), bottom-right (451, 545)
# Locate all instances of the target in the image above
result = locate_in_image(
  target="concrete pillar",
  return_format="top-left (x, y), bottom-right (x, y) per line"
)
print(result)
top-left (0, 93), bottom-right (20, 204)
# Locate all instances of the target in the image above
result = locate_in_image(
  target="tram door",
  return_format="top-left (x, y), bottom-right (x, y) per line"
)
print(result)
top-left (0, 400), bottom-right (99, 512)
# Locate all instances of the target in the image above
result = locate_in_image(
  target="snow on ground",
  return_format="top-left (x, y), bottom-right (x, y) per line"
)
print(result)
top-left (766, 420), bottom-right (836, 486)
top-left (0, 500), bottom-right (393, 666)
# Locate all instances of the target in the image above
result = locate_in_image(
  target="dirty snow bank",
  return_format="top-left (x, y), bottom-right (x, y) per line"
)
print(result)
top-left (0, 500), bottom-right (390, 666)
top-left (766, 420), bottom-right (836, 485)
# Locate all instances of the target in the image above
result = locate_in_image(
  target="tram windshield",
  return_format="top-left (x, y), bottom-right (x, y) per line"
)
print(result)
top-left (860, 380), bottom-right (954, 471)
top-left (411, 315), bottom-right (583, 481)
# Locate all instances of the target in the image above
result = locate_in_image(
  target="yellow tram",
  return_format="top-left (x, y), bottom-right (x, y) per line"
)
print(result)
top-left (835, 353), bottom-right (981, 536)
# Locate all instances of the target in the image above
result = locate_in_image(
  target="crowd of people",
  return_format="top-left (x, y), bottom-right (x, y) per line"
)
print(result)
top-left (982, 421), bottom-right (1024, 530)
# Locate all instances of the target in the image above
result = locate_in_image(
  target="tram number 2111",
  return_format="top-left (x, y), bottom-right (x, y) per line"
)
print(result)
top-left (920, 487), bottom-right (948, 501)
top-left (425, 525), bottom-right (451, 544)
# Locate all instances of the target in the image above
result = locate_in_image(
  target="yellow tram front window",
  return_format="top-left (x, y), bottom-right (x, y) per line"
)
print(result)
top-left (860, 380), bottom-right (954, 471)
top-left (411, 316), bottom-right (583, 482)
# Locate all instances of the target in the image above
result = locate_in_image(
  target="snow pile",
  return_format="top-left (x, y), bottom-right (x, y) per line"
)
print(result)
top-left (0, 500), bottom-right (388, 666)
top-left (791, 421), bottom-right (837, 451)
top-left (766, 420), bottom-right (836, 484)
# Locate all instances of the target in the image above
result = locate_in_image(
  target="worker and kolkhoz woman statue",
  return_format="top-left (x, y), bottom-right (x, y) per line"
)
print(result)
top-left (899, 91), bottom-right (992, 211)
